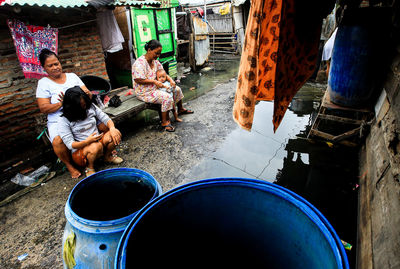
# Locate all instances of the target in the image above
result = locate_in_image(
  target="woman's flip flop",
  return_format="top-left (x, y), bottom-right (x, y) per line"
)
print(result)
top-left (162, 123), bottom-right (175, 132)
top-left (178, 109), bottom-right (194, 115)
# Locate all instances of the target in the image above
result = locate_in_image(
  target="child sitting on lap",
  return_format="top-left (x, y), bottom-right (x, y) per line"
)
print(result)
top-left (156, 69), bottom-right (182, 122)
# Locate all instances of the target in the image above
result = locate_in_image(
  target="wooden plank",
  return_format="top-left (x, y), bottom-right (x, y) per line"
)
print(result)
top-left (309, 129), bottom-right (358, 147)
top-left (103, 97), bottom-right (146, 119)
top-left (357, 148), bottom-right (373, 269)
top-left (208, 32), bottom-right (235, 35)
top-left (189, 32), bottom-right (196, 71)
top-left (317, 114), bottom-right (364, 125)
top-left (322, 89), bottom-right (372, 113)
top-left (195, 35), bottom-right (207, 41)
top-left (309, 129), bottom-right (335, 140)
top-left (332, 127), bottom-right (361, 142)
top-left (177, 39), bottom-right (189, 45)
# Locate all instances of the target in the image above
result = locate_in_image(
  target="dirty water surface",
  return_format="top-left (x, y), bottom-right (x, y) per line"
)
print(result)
top-left (183, 80), bottom-right (358, 268)
top-left (0, 56), bottom-right (357, 268)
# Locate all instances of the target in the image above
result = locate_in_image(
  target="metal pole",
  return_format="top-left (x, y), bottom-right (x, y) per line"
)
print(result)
top-left (204, 0), bottom-right (207, 21)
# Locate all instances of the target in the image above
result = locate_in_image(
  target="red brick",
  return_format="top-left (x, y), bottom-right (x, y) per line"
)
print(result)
top-left (0, 102), bottom-right (14, 111)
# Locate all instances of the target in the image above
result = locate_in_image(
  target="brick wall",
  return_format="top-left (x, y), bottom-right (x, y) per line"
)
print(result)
top-left (0, 20), bottom-right (108, 164)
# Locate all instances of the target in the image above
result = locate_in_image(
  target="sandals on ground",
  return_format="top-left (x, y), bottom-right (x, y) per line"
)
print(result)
top-left (162, 123), bottom-right (175, 132)
top-left (178, 109), bottom-right (194, 115)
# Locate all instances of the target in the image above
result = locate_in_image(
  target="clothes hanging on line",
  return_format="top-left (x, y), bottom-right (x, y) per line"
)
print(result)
top-left (96, 9), bottom-right (125, 53)
top-left (233, 0), bottom-right (335, 132)
top-left (7, 19), bottom-right (58, 79)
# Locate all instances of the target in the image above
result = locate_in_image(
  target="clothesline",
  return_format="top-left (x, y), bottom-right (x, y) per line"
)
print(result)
top-left (56, 8), bottom-right (129, 30)
top-left (58, 18), bottom-right (97, 29)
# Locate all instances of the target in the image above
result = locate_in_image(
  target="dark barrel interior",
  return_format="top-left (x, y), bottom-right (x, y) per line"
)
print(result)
top-left (70, 175), bottom-right (156, 221)
top-left (123, 184), bottom-right (343, 269)
top-left (80, 75), bottom-right (111, 96)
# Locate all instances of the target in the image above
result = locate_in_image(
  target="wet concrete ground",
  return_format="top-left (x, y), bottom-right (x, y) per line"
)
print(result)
top-left (0, 56), bottom-right (358, 268)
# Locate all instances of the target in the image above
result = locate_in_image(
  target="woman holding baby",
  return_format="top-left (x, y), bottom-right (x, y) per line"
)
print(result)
top-left (132, 39), bottom-right (193, 132)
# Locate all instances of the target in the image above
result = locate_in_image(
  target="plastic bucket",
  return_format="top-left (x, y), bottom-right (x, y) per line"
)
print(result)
top-left (115, 178), bottom-right (348, 269)
top-left (62, 168), bottom-right (162, 269)
top-left (80, 75), bottom-right (111, 97)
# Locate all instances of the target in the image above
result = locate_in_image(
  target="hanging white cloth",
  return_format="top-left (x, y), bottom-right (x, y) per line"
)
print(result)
top-left (96, 9), bottom-right (125, 53)
top-left (322, 28), bottom-right (338, 61)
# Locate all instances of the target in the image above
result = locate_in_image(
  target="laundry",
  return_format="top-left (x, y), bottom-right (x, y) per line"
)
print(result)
top-left (219, 3), bottom-right (231, 15)
top-left (96, 9), bottom-right (125, 53)
top-left (233, 0), bottom-right (335, 132)
top-left (7, 19), bottom-right (58, 79)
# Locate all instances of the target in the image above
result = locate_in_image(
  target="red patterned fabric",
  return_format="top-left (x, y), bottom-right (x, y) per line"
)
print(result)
top-left (7, 19), bottom-right (58, 79)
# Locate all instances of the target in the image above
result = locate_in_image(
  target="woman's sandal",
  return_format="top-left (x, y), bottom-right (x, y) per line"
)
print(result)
top-left (85, 167), bottom-right (96, 177)
top-left (106, 155), bottom-right (124, 164)
top-left (162, 123), bottom-right (175, 132)
top-left (178, 109), bottom-right (194, 115)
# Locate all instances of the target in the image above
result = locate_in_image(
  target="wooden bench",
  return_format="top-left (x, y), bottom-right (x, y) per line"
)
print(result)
top-left (103, 87), bottom-right (161, 123)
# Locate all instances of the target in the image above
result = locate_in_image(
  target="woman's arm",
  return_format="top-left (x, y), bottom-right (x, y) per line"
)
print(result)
top-left (71, 132), bottom-right (103, 149)
top-left (81, 85), bottom-right (93, 99)
top-left (37, 97), bottom-right (62, 114)
top-left (134, 78), bottom-right (164, 88)
top-left (106, 119), bottom-right (122, 146)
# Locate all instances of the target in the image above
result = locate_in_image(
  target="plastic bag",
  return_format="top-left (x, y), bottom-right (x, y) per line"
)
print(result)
top-left (11, 165), bottom-right (50, 186)
top-left (109, 95), bottom-right (122, 107)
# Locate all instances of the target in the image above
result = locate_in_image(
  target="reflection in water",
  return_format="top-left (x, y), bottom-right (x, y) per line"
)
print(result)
top-left (275, 136), bottom-right (358, 268)
top-left (185, 88), bottom-right (317, 181)
top-left (185, 81), bottom-right (357, 268)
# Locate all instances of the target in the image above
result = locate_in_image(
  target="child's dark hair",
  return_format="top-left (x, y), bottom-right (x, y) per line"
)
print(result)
top-left (62, 86), bottom-right (92, 122)
top-left (144, 39), bottom-right (162, 51)
top-left (39, 48), bottom-right (59, 67)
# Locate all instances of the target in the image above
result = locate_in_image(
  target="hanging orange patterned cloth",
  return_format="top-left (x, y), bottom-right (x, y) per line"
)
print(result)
top-left (233, 0), bottom-right (328, 132)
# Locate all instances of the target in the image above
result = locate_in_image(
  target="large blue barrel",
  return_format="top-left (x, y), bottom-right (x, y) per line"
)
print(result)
top-left (62, 168), bottom-right (162, 269)
top-left (328, 9), bottom-right (389, 107)
top-left (115, 178), bottom-right (349, 268)
top-left (328, 25), bottom-right (374, 107)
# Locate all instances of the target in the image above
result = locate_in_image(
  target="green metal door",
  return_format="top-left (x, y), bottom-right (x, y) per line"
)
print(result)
top-left (131, 8), bottom-right (176, 62)
top-left (155, 9), bottom-right (174, 59)
top-left (131, 8), bottom-right (157, 58)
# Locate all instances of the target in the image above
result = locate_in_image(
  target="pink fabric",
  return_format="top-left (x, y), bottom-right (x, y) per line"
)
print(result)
top-left (132, 56), bottom-right (183, 112)
top-left (7, 19), bottom-right (58, 79)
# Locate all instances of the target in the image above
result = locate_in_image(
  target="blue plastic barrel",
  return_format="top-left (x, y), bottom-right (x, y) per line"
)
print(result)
top-left (62, 168), bottom-right (162, 269)
top-left (328, 24), bottom-right (375, 107)
top-left (115, 178), bottom-right (349, 269)
top-left (328, 8), bottom-right (390, 108)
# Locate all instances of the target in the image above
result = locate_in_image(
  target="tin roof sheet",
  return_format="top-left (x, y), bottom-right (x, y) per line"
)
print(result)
top-left (0, 0), bottom-right (160, 8)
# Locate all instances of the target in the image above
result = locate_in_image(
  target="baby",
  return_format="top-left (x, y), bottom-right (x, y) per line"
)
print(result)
top-left (156, 69), bottom-right (182, 122)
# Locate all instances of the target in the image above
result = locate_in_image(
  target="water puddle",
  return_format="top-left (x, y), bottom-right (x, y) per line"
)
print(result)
top-left (184, 84), bottom-right (324, 181)
top-left (184, 80), bottom-right (358, 268)
top-left (178, 55), bottom-right (241, 100)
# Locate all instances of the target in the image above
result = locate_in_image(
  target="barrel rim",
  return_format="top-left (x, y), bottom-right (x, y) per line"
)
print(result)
top-left (65, 168), bottom-right (162, 234)
top-left (115, 178), bottom-right (349, 269)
